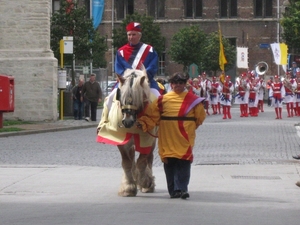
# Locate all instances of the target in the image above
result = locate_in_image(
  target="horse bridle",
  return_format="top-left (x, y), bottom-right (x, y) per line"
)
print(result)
top-left (117, 73), bottom-right (140, 128)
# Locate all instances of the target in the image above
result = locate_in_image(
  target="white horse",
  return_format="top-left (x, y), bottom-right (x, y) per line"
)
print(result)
top-left (97, 68), bottom-right (157, 197)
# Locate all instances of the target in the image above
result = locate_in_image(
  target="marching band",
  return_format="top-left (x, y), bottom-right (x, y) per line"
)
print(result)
top-left (158, 67), bottom-right (300, 120)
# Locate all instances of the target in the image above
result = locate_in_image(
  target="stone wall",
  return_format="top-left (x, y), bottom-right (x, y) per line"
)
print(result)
top-left (0, 0), bottom-right (58, 121)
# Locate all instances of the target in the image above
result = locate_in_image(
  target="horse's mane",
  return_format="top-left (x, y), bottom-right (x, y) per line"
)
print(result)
top-left (119, 69), bottom-right (150, 111)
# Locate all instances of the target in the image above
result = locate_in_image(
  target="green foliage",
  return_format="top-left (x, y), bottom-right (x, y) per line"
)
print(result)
top-left (281, 0), bottom-right (300, 53)
top-left (50, 1), bottom-right (107, 68)
top-left (168, 26), bottom-right (207, 71)
top-left (112, 13), bottom-right (165, 56)
top-left (202, 32), bottom-right (236, 72)
top-left (0, 127), bottom-right (23, 133)
top-left (3, 120), bottom-right (33, 126)
top-left (169, 26), bottom-right (235, 73)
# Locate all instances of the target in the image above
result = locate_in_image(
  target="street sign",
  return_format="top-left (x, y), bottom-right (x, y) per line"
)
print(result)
top-left (83, 66), bottom-right (89, 74)
top-left (63, 36), bottom-right (73, 54)
top-left (259, 43), bottom-right (270, 49)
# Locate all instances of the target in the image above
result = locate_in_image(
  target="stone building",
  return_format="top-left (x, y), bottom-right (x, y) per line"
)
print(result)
top-left (1, 0), bottom-right (58, 121)
top-left (64, 0), bottom-right (288, 79)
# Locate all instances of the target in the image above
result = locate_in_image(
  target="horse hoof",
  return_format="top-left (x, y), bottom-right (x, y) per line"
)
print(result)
top-left (118, 189), bottom-right (137, 197)
top-left (118, 191), bottom-right (137, 197)
top-left (140, 182), bottom-right (155, 193)
top-left (118, 183), bottom-right (137, 197)
top-left (141, 187), bottom-right (155, 193)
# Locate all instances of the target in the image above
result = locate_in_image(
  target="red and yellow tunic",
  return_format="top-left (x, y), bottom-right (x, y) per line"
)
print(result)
top-left (138, 91), bottom-right (206, 162)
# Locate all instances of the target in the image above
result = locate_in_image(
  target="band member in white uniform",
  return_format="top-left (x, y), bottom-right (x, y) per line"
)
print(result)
top-left (282, 71), bottom-right (296, 117)
top-left (201, 72), bottom-right (212, 115)
top-left (235, 73), bottom-right (250, 117)
top-left (248, 76), bottom-right (260, 117)
top-left (209, 76), bottom-right (222, 115)
top-left (269, 75), bottom-right (286, 119)
top-left (220, 75), bottom-right (234, 119)
top-left (257, 74), bottom-right (266, 112)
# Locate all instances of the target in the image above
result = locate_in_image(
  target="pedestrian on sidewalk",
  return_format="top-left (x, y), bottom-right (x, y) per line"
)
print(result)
top-left (81, 73), bottom-right (102, 122)
top-left (137, 72), bottom-right (206, 199)
top-left (72, 79), bottom-right (84, 120)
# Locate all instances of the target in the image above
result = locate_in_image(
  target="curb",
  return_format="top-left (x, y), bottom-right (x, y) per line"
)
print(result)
top-left (0, 124), bottom-right (96, 138)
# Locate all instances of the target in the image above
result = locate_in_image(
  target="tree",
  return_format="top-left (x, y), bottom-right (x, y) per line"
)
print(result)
top-left (169, 26), bottom-right (236, 73)
top-left (50, 0), bottom-right (107, 83)
top-left (202, 32), bottom-right (236, 73)
top-left (281, 0), bottom-right (300, 53)
top-left (112, 13), bottom-right (165, 56)
top-left (168, 26), bottom-right (207, 71)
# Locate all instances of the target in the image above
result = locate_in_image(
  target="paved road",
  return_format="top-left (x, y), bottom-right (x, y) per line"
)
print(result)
top-left (1, 105), bottom-right (299, 167)
top-left (1, 105), bottom-right (300, 225)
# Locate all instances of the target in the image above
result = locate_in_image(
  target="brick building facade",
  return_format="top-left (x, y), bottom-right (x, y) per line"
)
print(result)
top-left (53, 0), bottom-right (289, 79)
top-left (97, 0), bottom-right (287, 79)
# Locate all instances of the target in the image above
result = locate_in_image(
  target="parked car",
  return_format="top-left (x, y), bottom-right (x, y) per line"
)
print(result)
top-left (101, 80), bottom-right (117, 97)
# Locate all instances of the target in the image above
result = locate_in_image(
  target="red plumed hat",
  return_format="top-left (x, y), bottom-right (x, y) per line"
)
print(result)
top-left (126, 22), bottom-right (142, 32)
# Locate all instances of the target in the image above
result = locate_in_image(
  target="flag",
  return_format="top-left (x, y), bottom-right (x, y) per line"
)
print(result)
top-left (270, 43), bottom-right (288, 65)
top-left (280, 43), bottom-right (288, 65)
top-left (218, 22), bottom-right (227, 71)
top-left (236, 47), bottom-right (248, 68)
top-left (92, 0), bottom-right (104, 29)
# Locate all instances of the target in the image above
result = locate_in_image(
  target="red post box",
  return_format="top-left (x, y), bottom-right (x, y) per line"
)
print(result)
top-left (0, 75), bottom-right (15, 128)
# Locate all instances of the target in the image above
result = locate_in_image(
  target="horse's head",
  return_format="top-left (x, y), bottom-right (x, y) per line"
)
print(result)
top-left (117, 68), bottom-right (150, 128)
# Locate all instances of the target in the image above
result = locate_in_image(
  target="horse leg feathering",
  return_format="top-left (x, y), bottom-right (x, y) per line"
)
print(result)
top-left (111, 68), bottom-right (155, 196)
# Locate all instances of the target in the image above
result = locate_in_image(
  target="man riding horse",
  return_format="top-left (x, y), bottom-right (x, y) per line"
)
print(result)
top-left (96, 22), bottom-right (160, 197)
top-left (115, 21), bottom-right (160, 93)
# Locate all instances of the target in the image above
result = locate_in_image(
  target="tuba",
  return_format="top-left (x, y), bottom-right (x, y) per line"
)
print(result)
top-left (255, 62), bottom-right (269, 76)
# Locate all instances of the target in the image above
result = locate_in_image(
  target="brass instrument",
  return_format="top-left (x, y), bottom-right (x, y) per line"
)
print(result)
top-left (255, 62), bottom-right (269, 76)
top-left (295, 77), bottom-right (300, 94)
top-left (282, 75), bottom-right (294, 94)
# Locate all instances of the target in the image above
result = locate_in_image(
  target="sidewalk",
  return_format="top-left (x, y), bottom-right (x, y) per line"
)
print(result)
top-left (1, 108), bottom-right (300, 224)
top-left (0, 119), bottom-right (98, 137)
top-left (1, 164), bottom-right (300, 225)
top-left (0, 109), bottom-right (102, 137)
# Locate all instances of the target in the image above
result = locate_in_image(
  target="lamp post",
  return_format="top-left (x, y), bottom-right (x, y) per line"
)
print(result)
top-left (112, 0), bottom-right (115, 79)
top-left (277, 0), bottom-right (280, 75)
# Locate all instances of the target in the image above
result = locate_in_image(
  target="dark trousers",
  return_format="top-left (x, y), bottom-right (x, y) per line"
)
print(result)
top-left (163, 157), bottom-right (191, 196)
top-left (73, 99), bottom-right (83, 120)
top-left (84, 100), bottom-right (98, 121)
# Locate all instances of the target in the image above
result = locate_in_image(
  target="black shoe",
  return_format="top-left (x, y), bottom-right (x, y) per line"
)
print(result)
top-left (292, 155), bottom-right (300, 160)
top-left (170, 191), bottom-right (182, 199)
top-left (181, 192), bottom-right (190, 199)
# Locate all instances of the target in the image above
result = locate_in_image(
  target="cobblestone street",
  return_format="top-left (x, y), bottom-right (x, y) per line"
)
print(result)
top-left (1, 105), bottom-right (300, 167)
